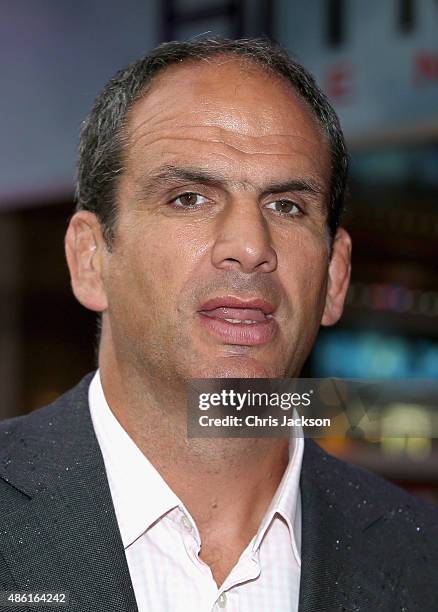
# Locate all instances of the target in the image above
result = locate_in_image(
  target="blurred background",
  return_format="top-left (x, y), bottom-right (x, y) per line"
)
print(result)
top-left (0, 0), bottom-right (437, 502)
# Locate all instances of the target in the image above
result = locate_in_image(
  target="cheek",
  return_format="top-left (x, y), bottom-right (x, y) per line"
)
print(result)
top-left (112, 223), bottom-right (203, 307)
top-left (277, 232), bottom-right (329, 310)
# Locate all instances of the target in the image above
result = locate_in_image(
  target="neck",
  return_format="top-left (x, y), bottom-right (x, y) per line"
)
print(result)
top-left (98, 354), bottom-right (290, 543)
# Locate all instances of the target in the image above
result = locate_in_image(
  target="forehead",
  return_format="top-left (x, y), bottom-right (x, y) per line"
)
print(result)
top-left (122, 57), bottom-right (330, 187)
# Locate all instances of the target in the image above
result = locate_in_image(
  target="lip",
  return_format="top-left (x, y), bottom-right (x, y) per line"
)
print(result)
top-left (197, 295), bottom-right (277, 346)
top-left (198, 296), bottom-right (275, 315)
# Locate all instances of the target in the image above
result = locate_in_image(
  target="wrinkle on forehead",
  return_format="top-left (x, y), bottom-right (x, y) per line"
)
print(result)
top-left (127, 97), bottom-right (323, 142)
top-left (121, 58), bottom-right (330, 184)
top-left (128, 124), bottom-right (323, 157)
top-left (124, 57), bottom-right (324, 139)
top-left (123, 130), bottom-right (330, 194)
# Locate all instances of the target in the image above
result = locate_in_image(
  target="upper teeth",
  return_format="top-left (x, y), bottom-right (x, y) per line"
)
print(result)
top-left (224, 318), bottom-right (258, 324)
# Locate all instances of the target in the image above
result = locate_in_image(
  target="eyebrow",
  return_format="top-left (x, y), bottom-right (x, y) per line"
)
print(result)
top-left (136, 164), bottom-right (327, 202)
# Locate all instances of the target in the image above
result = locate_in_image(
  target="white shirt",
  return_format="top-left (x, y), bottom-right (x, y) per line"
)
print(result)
top-left (88, 370), bottom-right (303, 612)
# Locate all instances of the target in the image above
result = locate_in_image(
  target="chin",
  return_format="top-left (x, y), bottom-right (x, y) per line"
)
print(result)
top-left (191, 355), bottom-right (284, 379)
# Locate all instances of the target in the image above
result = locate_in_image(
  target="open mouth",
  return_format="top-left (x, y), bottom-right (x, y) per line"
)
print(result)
top-left (200, 307), bottom-right (274, 325)
top-left (197, 297), bottom-right (277, 345)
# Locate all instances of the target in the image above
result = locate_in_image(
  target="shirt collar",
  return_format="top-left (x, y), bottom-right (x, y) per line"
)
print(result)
top-left (88, 370), bottom-right (303, 562)
top-left (88, 370), bottom-right (182, 549)
top-left (252, 431), bottom-right (303, 566)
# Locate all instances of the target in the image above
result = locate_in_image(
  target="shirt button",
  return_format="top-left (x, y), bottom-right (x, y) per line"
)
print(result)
top-left (181, 515), bottom-right (192, 531)
top-left (216, 593), bottom-right (227, 608)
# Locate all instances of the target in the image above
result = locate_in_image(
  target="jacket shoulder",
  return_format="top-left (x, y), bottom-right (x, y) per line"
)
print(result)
top-left (305, 440), bottom-right (438, 517)
top-left (0, 373), bottom-right (96, 502)
top-left (0, 372), bottom-right (95, 442)
top-left (304, 439), bottom-right (438, 533)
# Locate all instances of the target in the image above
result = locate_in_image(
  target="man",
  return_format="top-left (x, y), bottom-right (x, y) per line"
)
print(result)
top-left (0, 38), bottom-right (436, 612)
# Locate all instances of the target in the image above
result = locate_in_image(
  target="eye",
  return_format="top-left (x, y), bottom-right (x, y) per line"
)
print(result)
top-left (265, 200), bottom-right (303, 217)
top-left (171, 192), bottom-right (207, 208)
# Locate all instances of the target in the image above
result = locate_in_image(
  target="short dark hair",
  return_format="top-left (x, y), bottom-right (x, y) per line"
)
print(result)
top-left (76, 37), bottom-right (348, 246)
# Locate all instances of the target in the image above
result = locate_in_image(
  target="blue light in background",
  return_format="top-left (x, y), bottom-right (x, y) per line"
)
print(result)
top-left (313, 330), bottom-right (438, 378)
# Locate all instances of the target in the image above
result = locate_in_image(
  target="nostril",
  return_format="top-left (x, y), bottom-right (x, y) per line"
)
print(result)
top-left (212, 238), bottom-right (277, 274)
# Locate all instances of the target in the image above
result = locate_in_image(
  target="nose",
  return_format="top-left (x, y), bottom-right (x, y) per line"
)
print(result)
top-left (211, 198), bottom-right (278, 274)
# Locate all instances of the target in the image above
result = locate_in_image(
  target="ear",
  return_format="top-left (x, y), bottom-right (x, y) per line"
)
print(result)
top-left (65, 211), bottom-right (108, 312)
top-left (321, 227), bottom-right (352, 326)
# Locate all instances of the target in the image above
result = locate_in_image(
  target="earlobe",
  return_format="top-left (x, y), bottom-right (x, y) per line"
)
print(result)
top-left (321, 227), bottom-right (352, 326)
top-left (65, 211), bottom-right (108, 313)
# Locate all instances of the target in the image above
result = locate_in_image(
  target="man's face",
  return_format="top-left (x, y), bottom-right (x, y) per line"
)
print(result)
top-left (93, 59), bottom-right (347, 380)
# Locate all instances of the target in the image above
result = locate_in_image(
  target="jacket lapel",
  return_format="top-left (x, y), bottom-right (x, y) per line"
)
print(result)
top-left (0, 374), bottom-right (138, 612)
top-left (1, 376), bottom-right (409, 611)
top-left (298, 440), bottom-right (403, 612)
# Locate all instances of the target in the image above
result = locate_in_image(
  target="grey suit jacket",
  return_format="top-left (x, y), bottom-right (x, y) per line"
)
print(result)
top-left (0, 373), bottom-right (437, 611)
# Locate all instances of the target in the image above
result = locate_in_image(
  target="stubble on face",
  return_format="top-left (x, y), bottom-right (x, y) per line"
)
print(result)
top-left (99, 57), bottom-right (332, 392)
